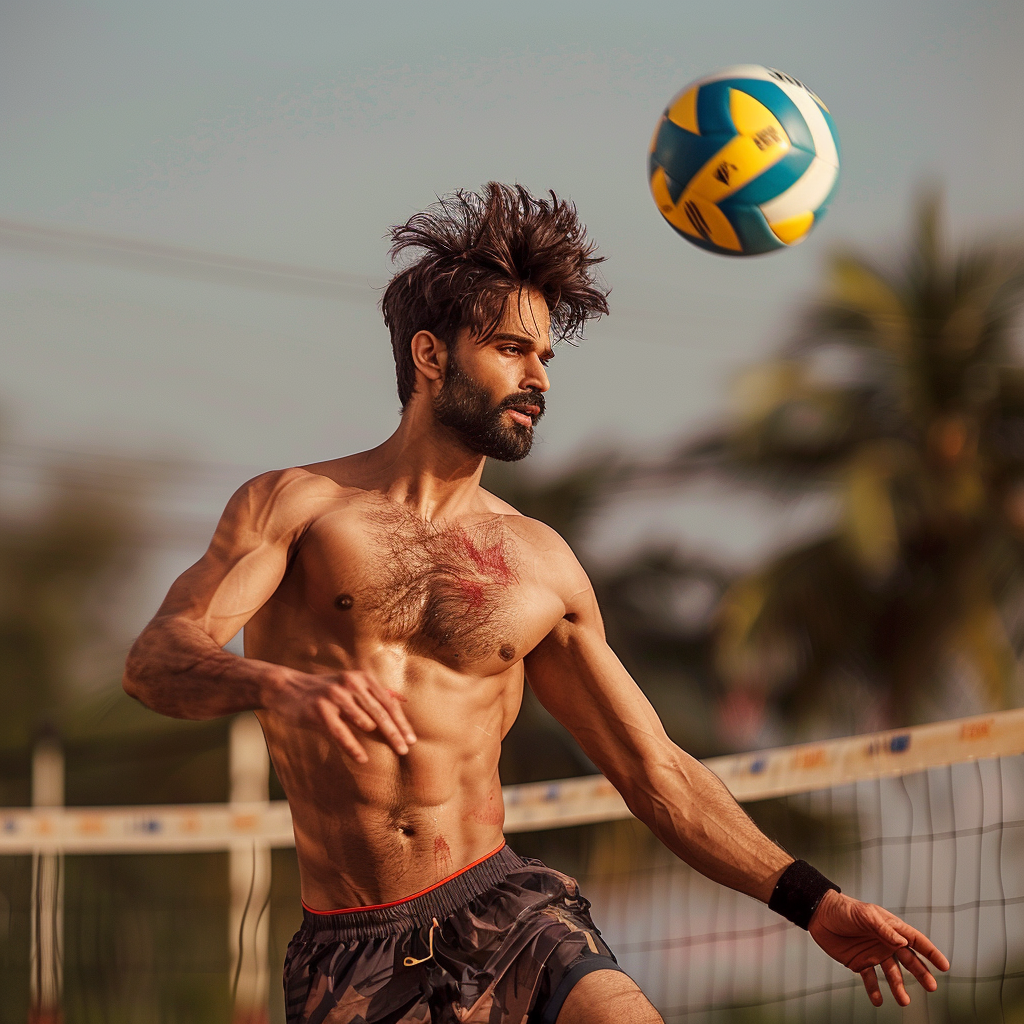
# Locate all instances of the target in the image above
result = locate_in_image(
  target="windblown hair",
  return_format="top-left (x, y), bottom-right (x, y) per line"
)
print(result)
top-left (381, 183), bottom-right (609, 406)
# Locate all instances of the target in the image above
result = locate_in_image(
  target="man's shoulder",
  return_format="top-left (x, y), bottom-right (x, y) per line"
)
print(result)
top-left (478, 488), bottom-right (584, 569)
top-left (237, 465), bottom-right (349, 505)
top-left (226, 465), bottom-right (360, 536)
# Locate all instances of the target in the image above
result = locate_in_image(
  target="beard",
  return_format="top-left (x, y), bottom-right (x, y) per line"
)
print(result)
top-left (433, 353), bottom-right (545, 462)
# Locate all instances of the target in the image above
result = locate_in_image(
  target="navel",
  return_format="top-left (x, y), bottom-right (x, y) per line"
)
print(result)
top-left (498, 643), bottom-right (516, 662)
top-left (334, 593), bottom-right (354, 611)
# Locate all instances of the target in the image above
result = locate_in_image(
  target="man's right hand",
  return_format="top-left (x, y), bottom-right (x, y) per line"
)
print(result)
top-left (262, 669), bottom-right (417, 763)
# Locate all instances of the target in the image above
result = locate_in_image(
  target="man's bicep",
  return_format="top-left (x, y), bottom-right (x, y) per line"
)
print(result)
top-left (525, 610), bottom-right (670, 775)
top-left (153, 471), bottom-right (306, 644)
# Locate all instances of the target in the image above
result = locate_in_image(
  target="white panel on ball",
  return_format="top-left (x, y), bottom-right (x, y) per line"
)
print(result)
top-left (759, 156), bottom-right (839, 224)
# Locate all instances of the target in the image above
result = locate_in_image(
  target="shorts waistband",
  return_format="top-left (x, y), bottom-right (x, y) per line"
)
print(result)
top-left (301, 842), bottom-right (525, 939)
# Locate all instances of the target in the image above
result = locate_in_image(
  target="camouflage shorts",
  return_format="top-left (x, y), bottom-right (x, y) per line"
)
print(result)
top-left (283, 844), bottom-right (623, 1024)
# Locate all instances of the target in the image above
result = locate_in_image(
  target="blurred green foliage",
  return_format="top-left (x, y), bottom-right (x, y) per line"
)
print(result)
top-left (0, 466), bottom-right (131, 757)
top-left (674, 194), bottom-right (1024, 735)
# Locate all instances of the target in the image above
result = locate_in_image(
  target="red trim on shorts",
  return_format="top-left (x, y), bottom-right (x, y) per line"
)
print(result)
top-left (301, 841), bottom-right (508, 915)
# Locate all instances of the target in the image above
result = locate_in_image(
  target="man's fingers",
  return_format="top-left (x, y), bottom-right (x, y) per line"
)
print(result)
top-left (871, 913), bottom-right (909, 950)
top-left (897, 927), bottom-right (950, 973)
top-left (881, 956), bottom-right (910, 1006)
top-left (895, 947), bottom-right (938, 992)
top-left (332, 690), bottom-right (377, 732)
top-left (367, 683), bottom-right (417, 744)
top-left (319, 703), bottom-right (368, 763)
top-left (366, 679), bottom-right (416, 743)
top-left (383, 687), bottom-right (417, 744)
top-left (860, 967), bottom-right (883, 1007)
top-left (355, 691), bottom-right (410, 755)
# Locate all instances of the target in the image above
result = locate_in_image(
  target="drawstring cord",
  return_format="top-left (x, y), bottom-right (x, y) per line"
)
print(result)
top-left (404, 917), bottom-right (440, 967)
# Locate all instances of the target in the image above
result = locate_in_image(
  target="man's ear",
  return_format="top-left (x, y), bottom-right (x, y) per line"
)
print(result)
top-left (410, 330), bottom-right (448, 385)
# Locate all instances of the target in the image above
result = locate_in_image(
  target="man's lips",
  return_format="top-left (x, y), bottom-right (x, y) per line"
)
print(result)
top-left (507, 405), bottom-right (540, 427)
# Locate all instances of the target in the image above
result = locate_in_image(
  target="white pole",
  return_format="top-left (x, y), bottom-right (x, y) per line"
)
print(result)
top-left (229, 714), bottom-right (271, 1024)
top-left (30, 733), bottom-right (64, 1024)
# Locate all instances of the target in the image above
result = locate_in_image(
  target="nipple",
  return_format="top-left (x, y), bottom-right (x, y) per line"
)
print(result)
top-left (334, 593), bottom-right (354, 611)
top-left (498, 644), bottom-right (515, 662)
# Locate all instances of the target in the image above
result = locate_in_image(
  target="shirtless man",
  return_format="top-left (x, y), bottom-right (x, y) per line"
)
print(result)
top-left (124, 183), bottom-right (949, 1024)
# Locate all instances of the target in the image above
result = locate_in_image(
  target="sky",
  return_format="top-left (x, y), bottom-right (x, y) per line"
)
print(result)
top-left (2, 0), bottom-right (1023, 577)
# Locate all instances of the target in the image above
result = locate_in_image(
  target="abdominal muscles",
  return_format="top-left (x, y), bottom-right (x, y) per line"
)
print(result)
top-left (264, 666), bottom-right (514, 910)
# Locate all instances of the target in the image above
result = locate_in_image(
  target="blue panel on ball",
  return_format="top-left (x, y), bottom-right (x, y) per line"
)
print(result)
top-left (709, 78), bottom-right (815, 153)
top-left (725, 147), bottom-right (814, 207)
top-left (695, 81), bottom-right (737, 136)
top-left (716, 201), bottom-right (786, 255)
top-left (650, 120), bottom-right (726, 193)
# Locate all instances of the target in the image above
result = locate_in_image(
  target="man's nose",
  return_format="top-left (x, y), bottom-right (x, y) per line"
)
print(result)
top-left (524, 353), bottom-right (550, 393)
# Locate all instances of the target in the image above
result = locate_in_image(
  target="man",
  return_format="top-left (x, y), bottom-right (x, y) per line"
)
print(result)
top-left (124, 183), bottom-right (949, 1024)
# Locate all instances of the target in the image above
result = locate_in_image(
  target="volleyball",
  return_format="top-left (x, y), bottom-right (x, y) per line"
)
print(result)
top-left (648, 65), bottom-right (840, 256)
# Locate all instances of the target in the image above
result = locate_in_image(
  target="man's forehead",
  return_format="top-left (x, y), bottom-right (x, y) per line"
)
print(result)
top-left (498, 287), bottom-right (550, 339)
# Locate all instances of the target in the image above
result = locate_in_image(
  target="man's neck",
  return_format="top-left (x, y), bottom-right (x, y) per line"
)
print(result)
top-left (356, 405), bottom-right (488, 521)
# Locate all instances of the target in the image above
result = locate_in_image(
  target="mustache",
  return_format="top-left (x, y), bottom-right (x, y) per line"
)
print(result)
top-left (497, 391), bottom-right (546, 422)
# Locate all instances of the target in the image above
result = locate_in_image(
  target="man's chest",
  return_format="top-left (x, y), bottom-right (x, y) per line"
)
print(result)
top-left (289, 506), bottom-right (559, 668)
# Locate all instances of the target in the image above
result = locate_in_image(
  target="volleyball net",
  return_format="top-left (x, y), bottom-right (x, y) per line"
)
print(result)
top-left (1, 708), bottom-right (1022, 1023)
top-left (547, 714), bottom-right (1024, 1024)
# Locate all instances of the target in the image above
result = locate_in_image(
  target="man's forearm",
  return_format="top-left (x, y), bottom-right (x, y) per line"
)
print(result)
top-left (617, 744), bottom-right (793, 903)
top-left (123, 616), bottom-right (277, 720)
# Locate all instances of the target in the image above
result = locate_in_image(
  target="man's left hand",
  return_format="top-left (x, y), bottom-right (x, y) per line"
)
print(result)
top-left (808, 889), bottom-right (950, 1006)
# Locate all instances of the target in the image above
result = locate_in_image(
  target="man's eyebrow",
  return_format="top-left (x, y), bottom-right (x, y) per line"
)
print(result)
top-left (490, 332), bottom-right (555, 359)
top-left (490, 332), bottom-right (537, 344)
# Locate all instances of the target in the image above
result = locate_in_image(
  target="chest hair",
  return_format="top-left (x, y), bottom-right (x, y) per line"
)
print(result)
top-left (362, 507), bottom-right (522, 662)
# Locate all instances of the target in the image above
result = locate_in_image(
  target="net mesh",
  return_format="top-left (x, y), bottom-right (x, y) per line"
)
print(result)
top-left (1, 744), bottom-right (1022, 1022)
top-left (521, 753), bottom-right (1024, 1023)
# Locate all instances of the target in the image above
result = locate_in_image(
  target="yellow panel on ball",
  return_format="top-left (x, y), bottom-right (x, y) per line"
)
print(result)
top-left (684, 92), bottom-right (790, 207)
top-left (649, 166), bottom-right (678, 216)
top-left (666, 87), bottom-right (700, 134)
top-left (671, 196), bottom-right (741, 252)
top-left (768, 211), bottom-right (815, 245)
top-left (652, 166), bottom-right (743, 252)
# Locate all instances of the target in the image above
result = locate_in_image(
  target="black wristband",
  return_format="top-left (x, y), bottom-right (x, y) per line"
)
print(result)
top-left (768, 860), bottom-right (840, 929)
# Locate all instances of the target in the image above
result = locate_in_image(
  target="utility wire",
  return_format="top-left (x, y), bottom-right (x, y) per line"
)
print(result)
top-left (0, 217), bottom-right (764, 332)
top-left (0, 217), bottom-right (380, 302)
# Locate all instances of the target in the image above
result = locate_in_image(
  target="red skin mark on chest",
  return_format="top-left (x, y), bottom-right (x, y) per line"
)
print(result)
top-left (459, 535), bottom-right (516, 586)
top-left (456, 580), bottom-right (485, 607)
top-left (434, 835), bottom-right (453, 876)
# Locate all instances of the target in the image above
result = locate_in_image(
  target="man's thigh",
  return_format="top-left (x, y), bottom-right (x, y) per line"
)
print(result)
top-left (555, 968), bottom-right (663, 1024)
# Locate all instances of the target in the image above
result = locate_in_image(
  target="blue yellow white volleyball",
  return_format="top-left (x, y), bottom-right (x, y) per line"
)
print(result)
top-left (648, 65), bottom-right (840, 256)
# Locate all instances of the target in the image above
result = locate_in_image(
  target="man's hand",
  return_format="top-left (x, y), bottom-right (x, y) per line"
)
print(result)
top-left (809, 889), bottom-right (950, 1006)
top-left (263, 669), bottom-right (417, 764)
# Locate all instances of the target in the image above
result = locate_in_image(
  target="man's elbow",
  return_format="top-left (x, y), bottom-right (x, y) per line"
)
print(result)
top-left (122, 626), bottom-right (171, 708)
top-left (122, 637), bottom-right (151, 702)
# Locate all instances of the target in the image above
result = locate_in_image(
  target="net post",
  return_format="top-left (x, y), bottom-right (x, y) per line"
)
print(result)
top-left (229, 713), bottom-right (272, 1024)
top-left (29, 731), bottom-right (64, 1024)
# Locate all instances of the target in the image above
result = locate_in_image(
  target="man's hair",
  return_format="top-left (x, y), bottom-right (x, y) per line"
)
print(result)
top-left (381, 183), bottom-right (609, 406)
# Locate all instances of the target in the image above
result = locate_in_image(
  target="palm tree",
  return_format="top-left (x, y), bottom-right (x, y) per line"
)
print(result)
top-left (670, 194), bottom-right (1024, 734)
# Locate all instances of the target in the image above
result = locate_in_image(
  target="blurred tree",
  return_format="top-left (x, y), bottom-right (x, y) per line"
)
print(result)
top-left (0, 461), bottom-right (136, 755)
top-left (669, 194), bottom-right (1024, 735)
top-left (0, 448), bottom-right (239, 1022)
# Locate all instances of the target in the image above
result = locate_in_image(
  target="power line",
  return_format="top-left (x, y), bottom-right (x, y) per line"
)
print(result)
top-left (0, 217), bottom-right (767, 333)
top-left (0, 218), bottom-right (380, 302)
